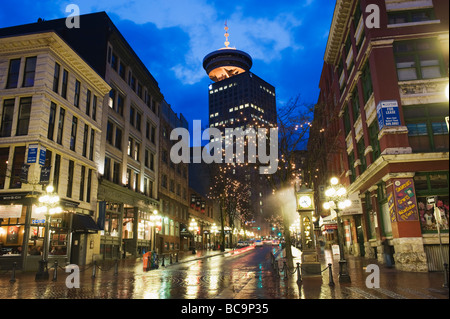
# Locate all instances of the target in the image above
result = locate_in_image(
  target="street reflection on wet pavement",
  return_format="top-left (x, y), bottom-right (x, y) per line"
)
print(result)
top-left (0, 246), bottom-right (448, 299)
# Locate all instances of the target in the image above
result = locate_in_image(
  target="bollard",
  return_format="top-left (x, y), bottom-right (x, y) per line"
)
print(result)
top-left (161, 255), bottom-right (165, 267)
top-left (52, 261), bottom-right (58, 282)
top-left (92, 260), bottom-right (97, 279)
top-left (296, 262), bottom-right (302, 283)
top-left (443, 263), bottom-right (449, 288)
top-left (9, 262), bottom-right (16, 283)
top-left (328, 263), bottom-right (335, 287)
top-left (114, 259), bottom-right (119, 276)
top-left (283, 261), bottom-right (288, 280)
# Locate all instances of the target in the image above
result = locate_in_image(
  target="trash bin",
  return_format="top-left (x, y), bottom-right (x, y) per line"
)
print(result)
top-left (143, 252), bottom-right (151, 271)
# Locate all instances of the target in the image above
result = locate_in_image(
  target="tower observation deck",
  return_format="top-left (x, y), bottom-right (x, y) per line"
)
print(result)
top-left (203, 23), bottom-right (252, 82)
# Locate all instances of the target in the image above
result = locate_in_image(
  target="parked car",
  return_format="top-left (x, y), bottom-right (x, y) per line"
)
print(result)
top-left (236, 240), bottom-right (248, 247)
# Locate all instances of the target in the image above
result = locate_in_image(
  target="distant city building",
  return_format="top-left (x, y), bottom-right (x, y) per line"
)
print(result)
top-left (308, 0), bottom-right (449, 272)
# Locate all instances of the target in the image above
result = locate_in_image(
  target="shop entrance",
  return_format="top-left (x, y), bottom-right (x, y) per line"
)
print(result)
top-left (355, 215), bottom-right (365, 257)
top-left (71, 233), bottom-right (86, 266)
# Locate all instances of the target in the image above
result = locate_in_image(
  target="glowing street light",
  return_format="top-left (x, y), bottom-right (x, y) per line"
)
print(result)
top-left (323, 177), bottom-right (351, 283)
top-left (35, 185), bottom-right (62, 281)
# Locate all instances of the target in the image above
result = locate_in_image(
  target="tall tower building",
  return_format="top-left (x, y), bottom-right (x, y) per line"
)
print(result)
top-left (202, 24), bottom-right (277, 236)
top-left (203, 24), bottom-right (276, 131)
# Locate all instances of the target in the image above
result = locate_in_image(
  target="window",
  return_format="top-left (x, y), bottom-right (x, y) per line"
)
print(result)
top-left (119, 62), bottom-right (126, 80)
top-left (127, 137), bottom-right (133, 156)
top-left (113, 162), bottom-right (121, 184)
top-left (368, 121), bottom-right (380, 161)
top-left (151, 126), bottom-right (156, 144)
top-left (111, 53), bottom-right (118, 71)
top-left (53, 62), bottom-right (60, 93)
top-left (388, 9), bottom-right (435, 25)
top-left (70, 116), bottom-right (78, 151)
top-left (86, 169), bottom-right (92, 203)
top-left (115, 127), bottom-right (122, 150)
top-left (10, 146), bottom-right (26, 189)
top-left (1, 99), bottom-right (15, 137)
top-left (79, 165), bottom-right (86, 201)
top-left (361, 62), bottom-right (373, 103)
top-left (56, 108), bottom-right (65, 145)
top-left (47, 102), bottom-right (57, 141)
top-left (394, 39), bottom-right (445, 81)
top-left (357, 138), bottom-right (367, 173)
top-left (74, 80), bottom-right (81, 107)
top-left (92, 95), bottom-right (97, 121)
top-left (67, 160), bottom-right (74, 198)
top-left (0, 148), bottom-right (10, 189)
top-left (104, 157), bottom-right (111, 181)
top-left (130, 76), bottom-right (136, 92)
top-left (136, 113), bottom-right (141, 131)
top-left (343, 104), bottom-right (351, 137)
top-left (6, 58), bottom-right (20, 89)
top-left (53, 154), bottom-right (61, 192)
top-left (89, 129), bottom-right (95, 161)
top-left (150, 152), bottom-right (154, 171)
top-left (348, 151), bottom-right (356, 183)
top-left (117, 94), bottom-right (124, 116)
top-left (351, 88), bottom-right (360, 120)
top-left (109, 89), bottom-right (116, 110)
top-left (134, 142), bottom-right (140, 162)
top-left (16, 97), bottom-right (32, 136)
top-left (106, 121), bottom-right (114, 145)
top-left (161, 174), bottom-right (167, 188)
top-left (130, 106), bottom-right (135, 126)
top-left (61, 69), bottom-right (68, 99)
top-left (82, 124), bottom-right (89, 157)
top-left (404, 103), bottom-right (449, 152)
top-left (85, 89), bottom-right (91, 116)
top-left (415, 172), bottom-right (449, 234)
top-left (22, 56), bottom-right (37, 87)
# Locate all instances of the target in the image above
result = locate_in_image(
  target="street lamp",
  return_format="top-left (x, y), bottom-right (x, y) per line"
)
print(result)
top-left (35, 185), bottom-right (62, 281)
top-left (189, 218), bottom-right (198, 254)
top-left (323, 177), bottom-right (352, 283)
top-left (149, 210), bottom-right (161, 252)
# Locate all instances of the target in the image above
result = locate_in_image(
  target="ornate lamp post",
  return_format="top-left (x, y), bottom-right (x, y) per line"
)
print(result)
top-left (149, 210), bottom-right (161, 252)
top-left (35, 185), bottom-right (62, 281)
top-left (189, 218), bottom-right (198, 253)
top-left (211, 223), bottom-right (218, 249)
top-left (323, 177), bottom-right (351, 283)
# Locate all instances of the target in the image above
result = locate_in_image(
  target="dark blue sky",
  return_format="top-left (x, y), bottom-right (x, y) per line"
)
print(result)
top-left (0, 0), bottom-right (336, 127)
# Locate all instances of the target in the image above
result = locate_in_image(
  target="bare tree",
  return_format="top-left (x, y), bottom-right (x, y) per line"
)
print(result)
top-left (264, 96), bottom-right (314, 268)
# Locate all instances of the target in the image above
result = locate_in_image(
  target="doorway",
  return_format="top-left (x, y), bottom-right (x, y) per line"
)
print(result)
top-left (355, 215), bottom-right (365, 257)
top-left (71, 233), bottom-right (87, 265)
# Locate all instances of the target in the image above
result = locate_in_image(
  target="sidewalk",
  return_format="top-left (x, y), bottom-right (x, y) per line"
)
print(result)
top-left (273, 245), bottom-right (449, 299)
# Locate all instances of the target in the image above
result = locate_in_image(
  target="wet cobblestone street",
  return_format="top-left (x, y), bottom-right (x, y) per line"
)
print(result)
top-left (0, 246), bottom-right (448, 300)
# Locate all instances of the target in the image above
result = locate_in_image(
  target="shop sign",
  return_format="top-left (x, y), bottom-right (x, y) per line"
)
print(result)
top-left (376, 100), bottom-right (400, 130)
top-left (341, 193), bottom-right (363, 216)
top-left (0, 205), bottom-right (22, 218)
top-left (39, 147), bottom-right (46, 166)
top-left (27, 144), bottom-right (38, 163)
top-left (388, 192), bottom-right (396, 222)
top-left (393, 179), bottom-right (419, 221)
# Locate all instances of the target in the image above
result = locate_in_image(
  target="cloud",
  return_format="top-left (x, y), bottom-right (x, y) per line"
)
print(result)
top-left (72, 0), bottom-right (305, 85)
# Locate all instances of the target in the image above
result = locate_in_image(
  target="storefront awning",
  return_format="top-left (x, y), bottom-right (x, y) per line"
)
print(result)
top-left (179, 223), bottom-right (194, 238)
top-left (72, 213), bottom-right (101, 233)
